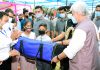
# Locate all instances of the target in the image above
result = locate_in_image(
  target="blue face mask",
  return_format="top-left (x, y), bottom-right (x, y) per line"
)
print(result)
top-left (59, 13), bottom-right (66, 18)
top-left (56, 13), bottom-right (60, 18)
top-left (29, 16), bottom-right (32, 19)
top-left (95, 11), bottom-right (100, 17)
top-left (35, 13), bottom-right (43, 18)
top-left (28, 16), bottom-right (32, 21)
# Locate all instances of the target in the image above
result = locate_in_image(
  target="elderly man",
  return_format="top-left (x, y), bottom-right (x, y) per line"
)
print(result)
top-left (51, 1), bottom-right (99, 70)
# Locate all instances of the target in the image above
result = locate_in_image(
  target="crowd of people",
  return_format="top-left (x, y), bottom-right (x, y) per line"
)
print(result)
top-left (0, 0), bottom-right (100, 70)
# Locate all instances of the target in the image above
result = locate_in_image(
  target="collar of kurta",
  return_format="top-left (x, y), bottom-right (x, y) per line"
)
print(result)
top-left (76, 17), bottom-right (90, 27)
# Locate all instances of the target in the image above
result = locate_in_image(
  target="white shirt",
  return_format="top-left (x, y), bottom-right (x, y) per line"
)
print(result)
top-left (21, 32), bottom-right (36, 40)
top-left (2, 22), bottom-right (14, 37)
top-left (0, 23), bottom-right (20, 61)
top-left (63, 29), bottom-right (86, 59)
top-left (0, 20), bottom-right (14, 61)
top-left (0, 29), bottom-right (12, 61)
top-left (36, 34), bottom-right (52, 42)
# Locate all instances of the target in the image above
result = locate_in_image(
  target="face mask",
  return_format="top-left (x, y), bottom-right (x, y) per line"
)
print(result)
top-left (2, 22), bottom-right (9, 30)
top-left (26, 28), bottom-right (32, 32)
top-left (25, 15), bottom-right (28, 18)
top-left (67, 14), bottom-right (77, 24)
top-left (29, 16), bottom-right (32, 19)
top-left (2, 23), bottom-right (6, 29)
top-left (24, 27), bottom-right (32, 32)
top-left (59, 13), bottom-right (66, 18)
top-left (67, 14), bottom-right (72, 19)
top-left (39, 30), bottom-right (45, 35)
top-left (56, 13), bottom-right (60, 18)
top-left (8, 17), bottom-right (12, 23)
top-left (19, 19), bottom-right (23, 22)
top-left (35, 13), bottom-right (43, 18)
top-left (95, 11), bottom-right (100, 17)
top-left (71, 16), bottom-right (77, 24)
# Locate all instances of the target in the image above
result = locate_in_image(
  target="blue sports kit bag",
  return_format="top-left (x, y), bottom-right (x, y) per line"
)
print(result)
top-left (14, 37), bottom-right (56, 62)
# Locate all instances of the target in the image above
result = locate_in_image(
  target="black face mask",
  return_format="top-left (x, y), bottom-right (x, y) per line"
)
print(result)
top-left (19, 19), bottom-right (23, 22)
top-left (25, 15), bottom-right (28, 19)
top-left (39, 30), bottom-right (45, 35)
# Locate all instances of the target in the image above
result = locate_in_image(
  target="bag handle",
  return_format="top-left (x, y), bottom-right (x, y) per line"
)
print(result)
top-left (35, 43), bottom-right (43, 59)
top-left (19, 40), bottom-right (24, 55)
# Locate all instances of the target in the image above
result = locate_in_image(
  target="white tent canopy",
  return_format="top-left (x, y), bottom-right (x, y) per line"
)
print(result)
top-left (4, 0), bottom-right (100, 12)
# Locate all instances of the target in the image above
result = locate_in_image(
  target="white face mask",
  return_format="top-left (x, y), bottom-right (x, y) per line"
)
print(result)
top-left (8, 17), bottom-right (12, 23)
top-left (71, 16), bottom-right (77, 24)
top-left (35, 13), bottom-right (43, 18)
top-left (59, 13), bottom-right (66, 18)
top-left (2, 23), bottom-right (8, 30)
top-left (0, 22), bottom-right (7, 29)
top-left (67, 14), bottom-right (77, 24)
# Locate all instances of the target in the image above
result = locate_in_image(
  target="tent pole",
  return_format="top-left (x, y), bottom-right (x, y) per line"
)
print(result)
top-left (92, 0), bottom-right (94, 13)
top-left (66, 0), bottom-right (68, 6)
top-left (34, 0), bottom-right (35, 7)
top-left (57, 0), bottom-right (58, 7)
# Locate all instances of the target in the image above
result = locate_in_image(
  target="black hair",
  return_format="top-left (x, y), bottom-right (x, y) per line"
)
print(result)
top-left (5, 8), bottom-right (14, 14)
top-left (65, 6), bottom-right (71, 10)
top-left (23, 8), bottom-right (28, 15)
top-left (23, 20), bottom-right (32, 31)
top-left (32, 15), bottom-right (35, 19)
top-left (35, 6), bottom-right (44, 11)
top-left (96, 4), bottom-right (100, 8)
top-left (39, 24), bottom-right (47, 29)
top-left (0, 11), bottom-right (8, 19)
top-left (29, 12), bottom-right (34, 16)
top-left (58, 6), bottom-right (66, 11)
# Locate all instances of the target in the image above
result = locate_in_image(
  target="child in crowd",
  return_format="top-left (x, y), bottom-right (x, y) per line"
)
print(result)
top-left (36, 24), bottom-right (52, 70)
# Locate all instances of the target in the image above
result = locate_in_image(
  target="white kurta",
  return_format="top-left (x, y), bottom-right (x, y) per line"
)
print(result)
top-left (0, 29), bottom-right (12, 61)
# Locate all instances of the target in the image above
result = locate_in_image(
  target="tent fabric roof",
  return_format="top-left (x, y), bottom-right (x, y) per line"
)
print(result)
top-left (7, 0), bottom-right (100, 7)
top-left (0, 2), bottom-right (12, 10)
top-left (4, 0), bottom-right (100, 11)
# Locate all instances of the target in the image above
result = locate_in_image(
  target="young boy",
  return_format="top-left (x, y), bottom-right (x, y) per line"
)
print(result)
top-left (36, 24), bottom-right (52, 70)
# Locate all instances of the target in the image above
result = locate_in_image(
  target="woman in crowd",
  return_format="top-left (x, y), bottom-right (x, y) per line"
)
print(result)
top-left (12, 21), bottom-right (36, 70)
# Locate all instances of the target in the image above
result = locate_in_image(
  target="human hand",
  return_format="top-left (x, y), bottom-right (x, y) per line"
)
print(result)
top-left (0, 61), bottom-right (3, 65)
top-left (51, 56), bottom-right (59, 64)
top-left (56, 41), bottom-right (62, 45)
top-left (51, 38), bottom-right (55, 42)
top-left (10, 30), bottom-right (22, 40)
top-left (9, 49), bottom-right (20, 57)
